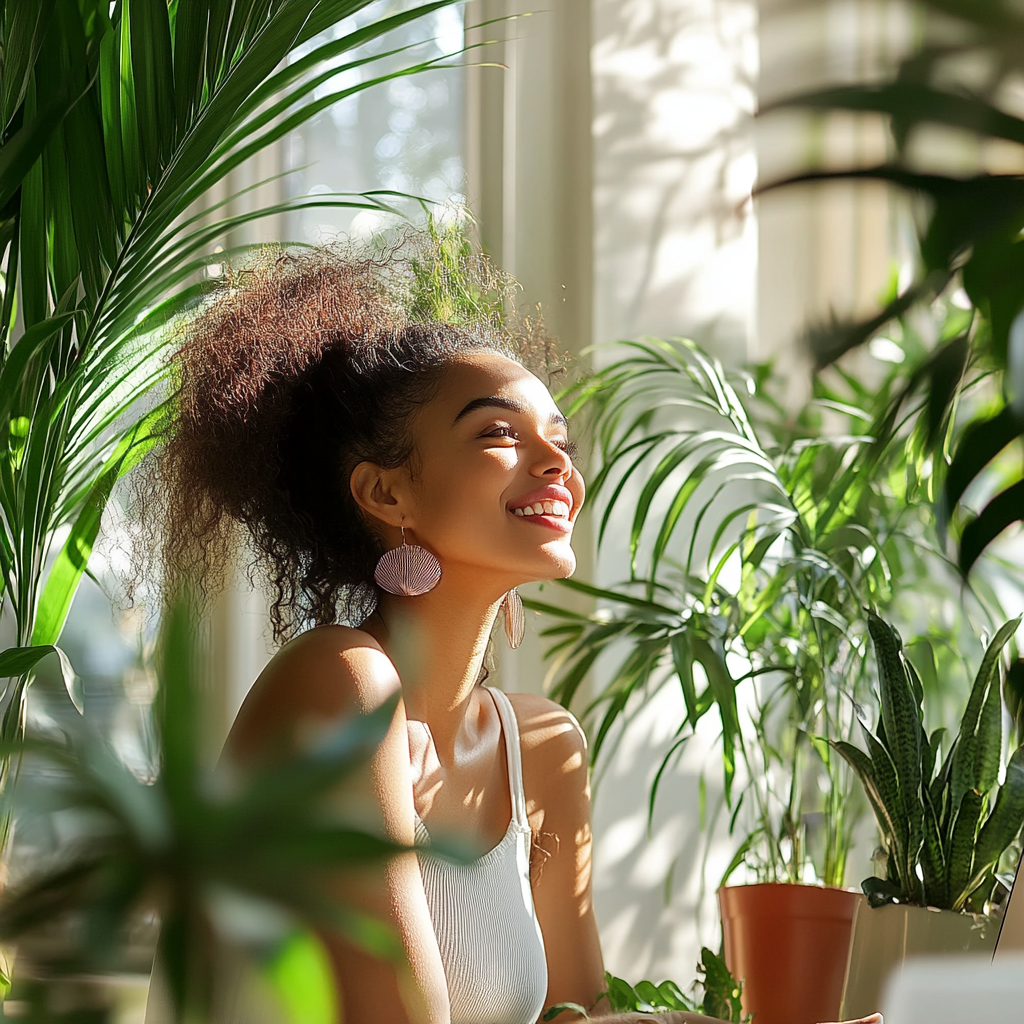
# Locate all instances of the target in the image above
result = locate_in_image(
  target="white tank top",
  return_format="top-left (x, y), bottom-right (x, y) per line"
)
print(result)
top-left (410, 686), bottom-right (549, 1024)
top-left (146, 687), bottom-right (548, 1024)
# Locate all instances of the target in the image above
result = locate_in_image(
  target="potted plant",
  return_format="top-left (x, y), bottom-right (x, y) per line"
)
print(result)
top-left (834, 610), bottom-right (1024, 1017)
top-left (529, 324), bottom-right (1019, 1024)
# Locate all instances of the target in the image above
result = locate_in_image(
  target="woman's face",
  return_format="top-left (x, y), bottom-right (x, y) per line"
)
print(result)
top-left (397, 350), bottom-right (585, 592)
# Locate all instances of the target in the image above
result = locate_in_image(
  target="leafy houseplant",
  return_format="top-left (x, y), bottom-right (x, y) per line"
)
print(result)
top-left (764, 0), bottom-right (1024, 577)
top-left (532, 326), bottom-right (1003, 889)
top-left (0, 597), bottom-right (404, 1024)
top-left (543, 950), bottom-right (747, 1023)
top-left (0, 0), bottom-right (463, 850)
top-left (836, 611), bottom-right (1024, 914)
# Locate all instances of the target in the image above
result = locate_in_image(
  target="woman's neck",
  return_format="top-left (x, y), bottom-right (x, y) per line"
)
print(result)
top-left (368, 579), bottom-right (507, 760)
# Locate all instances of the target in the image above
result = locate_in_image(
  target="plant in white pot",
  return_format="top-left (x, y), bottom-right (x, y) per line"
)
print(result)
top-left (835, 610), bottom-right (1024, 1018)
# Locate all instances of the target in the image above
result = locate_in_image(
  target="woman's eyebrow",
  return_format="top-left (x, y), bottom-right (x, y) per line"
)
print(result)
top-left (453, 395), bottom-right (569, 428)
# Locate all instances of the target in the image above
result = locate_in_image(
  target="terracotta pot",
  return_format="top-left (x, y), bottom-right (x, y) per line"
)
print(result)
top-left (718, 883), bottom-right (861, 1024)
top-left (839, 901), bottom-right (996, 1019)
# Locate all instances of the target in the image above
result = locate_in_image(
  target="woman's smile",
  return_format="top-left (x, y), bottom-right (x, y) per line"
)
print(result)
top-left (507, 484), bottom-right (574, 533)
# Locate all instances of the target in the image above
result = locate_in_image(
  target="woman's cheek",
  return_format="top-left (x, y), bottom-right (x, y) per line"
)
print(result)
top-left (570, 468), bottom-right (586, 515)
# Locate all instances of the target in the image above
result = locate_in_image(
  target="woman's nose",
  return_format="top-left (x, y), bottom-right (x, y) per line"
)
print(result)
top-left (532, 438), bottom-right (573, 477)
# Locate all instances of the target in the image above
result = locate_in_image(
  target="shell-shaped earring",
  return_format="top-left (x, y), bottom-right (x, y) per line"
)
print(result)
top-left (374, 526), bottom-right (442, 596)
top-left (503, 588), bottom-right (525, 649)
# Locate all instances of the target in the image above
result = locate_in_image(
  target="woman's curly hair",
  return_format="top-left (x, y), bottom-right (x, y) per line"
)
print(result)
top-left (134, 238), bottom-right (569, 638)
top-left (138, 240), bottom-right (557, 642)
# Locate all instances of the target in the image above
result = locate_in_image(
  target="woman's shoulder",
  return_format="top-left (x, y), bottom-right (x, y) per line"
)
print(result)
top-left (504, 691), bottom-right (588, 767)
top-left (269, 624), bottom-right (399, 704)
top-left (228, 625), bottom-right (400, 763)
top-left (503, 691), bottom-right (590, 826)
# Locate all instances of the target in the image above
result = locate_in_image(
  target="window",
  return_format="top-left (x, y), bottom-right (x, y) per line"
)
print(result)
top-left (285, 2), bottom-right (467, 242)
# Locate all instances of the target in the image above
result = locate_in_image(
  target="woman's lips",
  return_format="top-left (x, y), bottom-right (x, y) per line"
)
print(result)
top-left (508, 504), bottom-right (573, 534)
top-left (507, 487), bottom-right (575, 534)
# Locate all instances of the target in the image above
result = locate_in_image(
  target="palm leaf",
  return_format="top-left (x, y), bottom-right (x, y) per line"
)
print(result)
top-left (762, 0), bottom-right (1024, 570)
top-left (0, 0), bottom-right (466, 850)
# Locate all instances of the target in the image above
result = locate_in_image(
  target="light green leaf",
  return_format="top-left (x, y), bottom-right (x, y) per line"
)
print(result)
top-left (0, 644), bottom-right (79, 712)
top-left (263, 930), bottom-right (336, 1024)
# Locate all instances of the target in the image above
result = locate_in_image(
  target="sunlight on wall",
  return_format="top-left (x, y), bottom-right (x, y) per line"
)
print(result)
top-left (592, 0), bottom-right (757, 362)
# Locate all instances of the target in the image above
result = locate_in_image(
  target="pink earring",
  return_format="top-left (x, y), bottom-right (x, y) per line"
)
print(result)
top-left (503, 588), bottom-right (525, 648)
top-left (374, 526), bottom-right (442, 596)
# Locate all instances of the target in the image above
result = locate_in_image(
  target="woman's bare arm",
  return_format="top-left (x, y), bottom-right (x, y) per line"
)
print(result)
top-left (225, 626), bottom-right (449, 1024)
top-left (512, 692), bottom-right (605, 1020)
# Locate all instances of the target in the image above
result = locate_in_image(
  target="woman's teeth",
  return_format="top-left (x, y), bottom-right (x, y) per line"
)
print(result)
top-left (513, 500), bottom-right (570, 518)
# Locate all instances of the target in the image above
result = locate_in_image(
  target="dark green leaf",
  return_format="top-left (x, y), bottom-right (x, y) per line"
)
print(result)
top-left (974, 744), bottom-right (1024, 875)
top-left (943, 407), bottom-right (1023, 527)
top-left (951, 617), bottom-right (1020, 812)
top-left (948, 789), bottom-right (985, 909)
top-left (0, 0), bottom-right (58, 132)
top-left (959, 479), bottom-right (1024, 576)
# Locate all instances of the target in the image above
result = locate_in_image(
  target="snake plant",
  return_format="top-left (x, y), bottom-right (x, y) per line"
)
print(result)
top-left (835, 610), bottom-right (1024, 912)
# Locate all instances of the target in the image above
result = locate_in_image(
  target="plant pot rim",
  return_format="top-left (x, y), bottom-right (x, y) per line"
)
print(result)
top-left (860, 901), bottom-right (992, 918)
top-left (718, 881), bottom-right (862, 894)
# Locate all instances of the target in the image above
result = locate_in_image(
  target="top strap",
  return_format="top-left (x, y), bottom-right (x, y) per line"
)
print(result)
top-left (484, 686), bottom-right (529, 830)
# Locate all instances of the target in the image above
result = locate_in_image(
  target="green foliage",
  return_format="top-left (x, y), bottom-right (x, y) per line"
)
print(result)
top-left (1004, 658), bottom-right (1024, 748)
top-left (408, 210), bottom-right (516, 328)
top-left (697, 947), bottom-right (747, 1023)
top-left (0, 597), bottom-right (402, 1024)
top-left (767, 0), bottom-right (1024, 575)
top-left (531, 330), bottom-right (1009, 885)
top-left (0, 0), bottom-right (462, 848)
top-left (835, 610), bottom-right (1024, 912)
top-left (542, 951), bottom-right (747, 1022)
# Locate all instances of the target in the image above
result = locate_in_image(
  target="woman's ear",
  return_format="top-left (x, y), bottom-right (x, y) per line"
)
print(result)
top-left (350, 461), bottom-right (408, 530)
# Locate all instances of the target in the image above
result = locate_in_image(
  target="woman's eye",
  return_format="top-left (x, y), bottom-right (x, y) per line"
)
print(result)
top-left (484, 426), bottom-right (517, 441)
top-left (556, 439), bottom-right (580, 461)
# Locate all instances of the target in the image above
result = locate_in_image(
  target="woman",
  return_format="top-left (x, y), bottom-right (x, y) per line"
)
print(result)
top-left (153, 248), bottom-right (879, 1024)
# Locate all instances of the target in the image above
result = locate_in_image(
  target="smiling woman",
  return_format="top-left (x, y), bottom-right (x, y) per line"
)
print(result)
top-left (137, 243), bottom-right (728, 1024)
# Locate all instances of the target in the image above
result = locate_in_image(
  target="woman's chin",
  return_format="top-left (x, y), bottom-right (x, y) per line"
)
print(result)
top-left (542, 548), bottom-right (576, 580)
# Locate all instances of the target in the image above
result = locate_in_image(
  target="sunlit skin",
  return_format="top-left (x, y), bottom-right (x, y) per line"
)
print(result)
top-left (226, 352), bottom-right (882, 1024)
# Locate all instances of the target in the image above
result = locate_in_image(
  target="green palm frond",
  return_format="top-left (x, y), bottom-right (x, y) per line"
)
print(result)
top-left (532, 329), bottom-right (1011, 885)
top-left (0, 0), bottom-right (465, 841)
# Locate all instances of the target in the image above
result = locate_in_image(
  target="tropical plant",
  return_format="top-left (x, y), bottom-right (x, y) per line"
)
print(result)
top-left (0, 0), bottom-right (465, 848)
top-left (0, 597), bottom-right (406, 1024)
top-left (765, 0), bottom-right (1024, 577)
top-left (542, 950), bottom-right (747, 1023)
top-left (835, 610), bottom-right (1024, 914)
top-left (529, 325), bottom-right (1014, 886)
